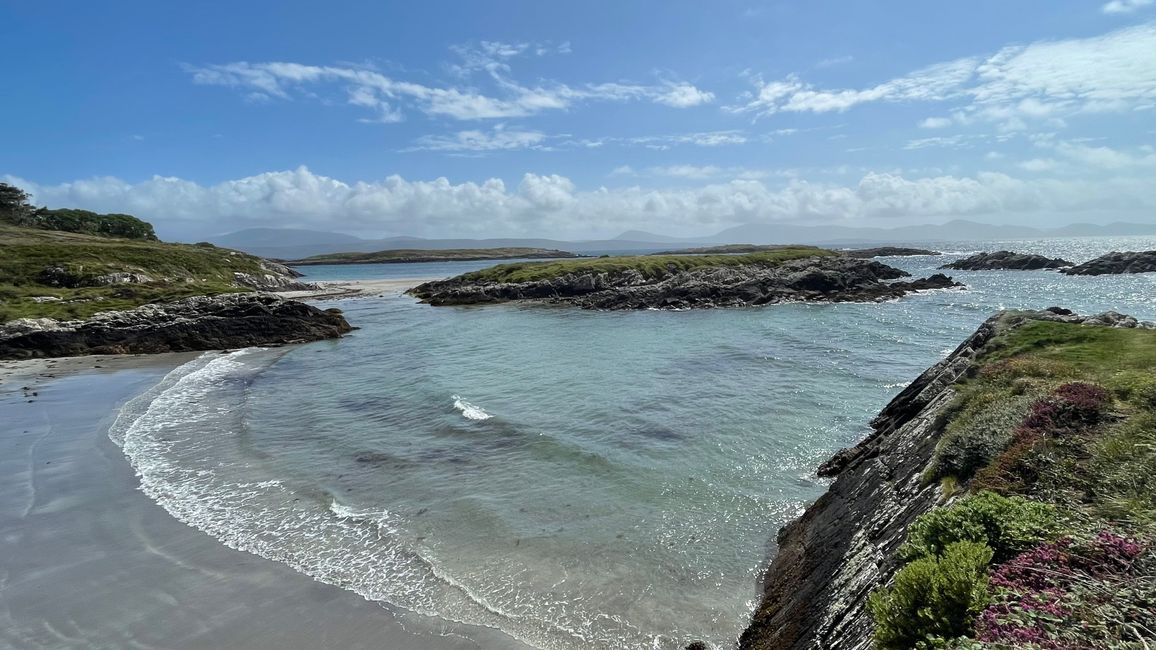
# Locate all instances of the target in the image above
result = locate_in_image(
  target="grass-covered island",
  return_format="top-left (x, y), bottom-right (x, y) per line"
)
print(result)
top-left (408, 246), bottom-right (960, 309)
top-left (287, 247), bottom-right (581, 265)
top-left (736, 309), bottom-right (1156, 650)
top-left (0, 182), bottom-right (351, 358)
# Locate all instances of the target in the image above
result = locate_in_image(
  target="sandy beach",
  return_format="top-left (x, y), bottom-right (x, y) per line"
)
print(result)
top-left (0, 353), bottom-right (528, 650)
top-left (278, 277), bottom-right (438, 301)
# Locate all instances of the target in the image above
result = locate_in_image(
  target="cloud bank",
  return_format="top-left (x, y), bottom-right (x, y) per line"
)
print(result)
top-left (10, 165), bottom-right (1154, 240)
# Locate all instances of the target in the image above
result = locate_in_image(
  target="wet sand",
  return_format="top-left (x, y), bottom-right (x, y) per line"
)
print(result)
top-left (0, 354), bottom-right (528, 650)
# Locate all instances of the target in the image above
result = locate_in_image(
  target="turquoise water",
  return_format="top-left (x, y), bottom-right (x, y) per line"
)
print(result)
top-left (114, 237), bottom-right (1156, 650)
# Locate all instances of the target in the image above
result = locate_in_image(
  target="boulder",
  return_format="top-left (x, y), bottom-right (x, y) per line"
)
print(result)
top-left (1062, 251), bottom-right (1156, 275)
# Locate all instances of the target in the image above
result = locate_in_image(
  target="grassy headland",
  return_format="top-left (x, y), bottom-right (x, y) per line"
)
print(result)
top-left (868, 314), bottom-right (1156, 649)
top-left (0, 223), bottom-right (266, 321)
top-left (288, 247), bottom-right (580, 265)
top-left (454, 246), bottom-right (835, 284)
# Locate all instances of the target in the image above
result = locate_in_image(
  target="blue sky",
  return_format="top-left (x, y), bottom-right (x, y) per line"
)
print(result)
top-left (3, 1), bottom-right (1155, 240)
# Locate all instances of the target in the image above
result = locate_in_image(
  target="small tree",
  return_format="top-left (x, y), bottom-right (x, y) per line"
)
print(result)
top-left (0, 182), bottom-right (36, 224)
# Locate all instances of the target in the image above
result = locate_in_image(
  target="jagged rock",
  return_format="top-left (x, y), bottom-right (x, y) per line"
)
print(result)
top-left (1062, 250), bottom-right (1156, 275)
top-left (842, 247), bottom-right (940, 258)
top-left (0, 293), bottom-right (352, 359)
top-left (736, 309), bottom-right (1154, 650)
top-left (93, 272), bottom-right (154, 285)
top-left (939, 251), bottom-right (1073, 271)
top-left (410, 257), bottom-right (963, 310)
top-left (232, 271), bottom-right (319, 292)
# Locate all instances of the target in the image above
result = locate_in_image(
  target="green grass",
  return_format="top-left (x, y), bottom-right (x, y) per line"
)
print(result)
top-left (291, 247), bottom-right (578, 265)
top-left (0, 224), bottom-right (263, 321)
top-left (937, 315), bottom-right (1156, 522)
top-left (981, 318), bottom-right (1156, 377)
top-left (454, 246), bottom-right (834, 284)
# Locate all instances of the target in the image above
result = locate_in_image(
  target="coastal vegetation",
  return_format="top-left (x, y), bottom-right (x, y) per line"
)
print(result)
top-left (453, 246), bottom-right (834, 284)
top-left (868, 317), bottom-right (1156, 649)
top-left (288, 246), bottom-right (580, 265)
top-left (0, 222), bottom-right (276, 321)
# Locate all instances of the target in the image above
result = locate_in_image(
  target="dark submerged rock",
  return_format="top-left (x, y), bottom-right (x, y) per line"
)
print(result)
top-left (1062, 250), bottom-right (1156, 275)
top-left (0, 293), bottom-right (353, 359)
top-left (939, 250), bottom-right (1073, 271)
top-left (409, 257), bottom-right (963, 310)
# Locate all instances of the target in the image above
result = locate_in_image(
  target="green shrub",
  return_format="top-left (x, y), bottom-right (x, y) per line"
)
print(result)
top-left (4, 208), bottom-right (158, 240)
top-left (869, 541), bottom-right (993, 650)
top-left (901, 491), bottom-right (1057, 563)
top-left (933, 393), bottom-right (1039, 482)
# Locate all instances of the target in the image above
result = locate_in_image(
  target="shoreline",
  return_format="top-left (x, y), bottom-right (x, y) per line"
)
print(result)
top-left (277, 277), bottom-right (438, 301)
top-left (0, 351), bottom-right (528, 650)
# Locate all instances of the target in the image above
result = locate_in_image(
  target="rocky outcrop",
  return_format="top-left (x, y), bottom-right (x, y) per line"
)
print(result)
top-left (842, 247), bottom-right (940, 258)
top-left (735, 308), bottom-right (1154, 650)
top-left (939, 251), bottom-right (1073, 271)
top-left (0, 294), bottom-right (353, 359)
top-left (1062, 250), bottom-right (1156, 276)
top-left (34, 258), bottom-right (318, 292)
top-left (409, 257), bottom-right (962, 310)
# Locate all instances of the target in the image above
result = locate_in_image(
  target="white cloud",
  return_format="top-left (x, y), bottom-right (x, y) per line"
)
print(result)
top-left (405, 125), bottom-right (550, 152)
top-left (11, 166), bottom-right (1155, 240)
top-left (816, 55), bottom-right (854, 69)
top-left (919, 117), bottom-right (953, 129)
top-left (655, 83), bottom-right (715, 107)
top-left (189, 50), bottom-right (714, 122)
top-left (731, 23), bottom-right (1156, 125)
top-left (1103, 0), bottom-right (1154, 14)
top-left (575, 130), bottom-right (748, 150)
top-left (1019, 158), bottom-right (1059, 172)
top-left (648, 165), bottom-right (724, 179)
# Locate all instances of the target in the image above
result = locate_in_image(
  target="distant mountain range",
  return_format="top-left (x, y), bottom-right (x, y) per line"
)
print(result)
top-left (202, 220), bottom-right (1156, 259)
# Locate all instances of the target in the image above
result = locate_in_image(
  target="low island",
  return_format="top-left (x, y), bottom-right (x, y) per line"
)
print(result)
top-left (408, 247), bottom-right (961, 309)
top-left (286, 247), bottom-right (581, 266)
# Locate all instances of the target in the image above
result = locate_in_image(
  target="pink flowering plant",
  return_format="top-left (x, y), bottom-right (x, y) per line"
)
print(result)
top-left (974, 531), bottom-right (1154, 648)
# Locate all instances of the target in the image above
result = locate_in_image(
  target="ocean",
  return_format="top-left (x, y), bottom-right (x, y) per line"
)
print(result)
top-left (109, 237), bottom-right (1156, 650)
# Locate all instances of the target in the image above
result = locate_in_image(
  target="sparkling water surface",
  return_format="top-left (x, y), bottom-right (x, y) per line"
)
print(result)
top-left (114, 237), bottom-right (1156, 649)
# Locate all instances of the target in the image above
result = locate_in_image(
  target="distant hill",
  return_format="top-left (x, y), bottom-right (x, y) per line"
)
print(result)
top-left (289, 247), bottom-right (581, 265)
top-left (700, 219), bottom-right (1156, 245)
top-left (206, 220), bottom-right (1156, 260)
top-left (210, 227), bottom-right (364, 249)
top-left (207, 231), bottom-right (682, 259)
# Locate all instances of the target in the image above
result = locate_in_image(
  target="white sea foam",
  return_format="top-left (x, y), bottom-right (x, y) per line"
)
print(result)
top-left (108, 351), bottom-right (665, 650)
top-left (452, 395), bottom-right (493, 420)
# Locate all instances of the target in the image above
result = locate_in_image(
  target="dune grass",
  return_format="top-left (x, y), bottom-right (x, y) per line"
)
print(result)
top-left (455, 246), bottom-right (834, 284)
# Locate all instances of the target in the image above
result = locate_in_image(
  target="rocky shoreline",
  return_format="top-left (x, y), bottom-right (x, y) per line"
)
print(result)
top-left (1062, 250), bottom-right (1156, 275)
top-left (940, 250), bottom-right (1073, 271)
top-left (0, 294), bottom-right (353, 359)
top-left (734, 308), bottom-right (1153, 650)
top-left (409, 256), bottom-right (962, 310)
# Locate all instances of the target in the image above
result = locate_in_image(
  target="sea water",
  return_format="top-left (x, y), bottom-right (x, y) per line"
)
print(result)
top-left (109, 237), bottom-right (1156, 649)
